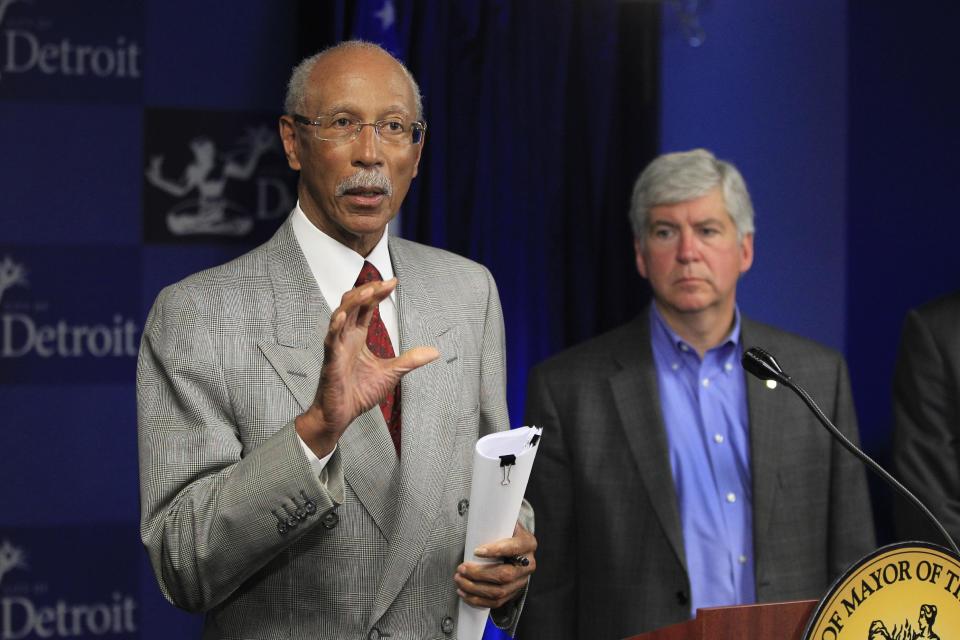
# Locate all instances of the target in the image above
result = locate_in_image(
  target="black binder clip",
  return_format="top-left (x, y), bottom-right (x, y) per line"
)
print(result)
top-left (499, 454), bottom-right (516, 485)
top-left (528, 433), bottom-right (541, 447)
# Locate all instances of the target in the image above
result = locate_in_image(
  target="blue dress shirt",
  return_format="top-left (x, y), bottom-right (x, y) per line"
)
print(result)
top-left (649, 305), bottom-right (756, 616)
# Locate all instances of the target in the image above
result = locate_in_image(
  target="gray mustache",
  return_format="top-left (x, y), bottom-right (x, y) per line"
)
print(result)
top-left (335, 170), bottom-right (393, 197)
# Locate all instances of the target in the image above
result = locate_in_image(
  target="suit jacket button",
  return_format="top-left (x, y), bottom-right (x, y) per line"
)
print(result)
top-left (322, 511), bottom-right (340, 529)
top-left (367, 627), bottom-right (381, 640)
top-left (441, 615), bottom-right (455, 634)
top-left (457, 499), bottom-right (469, 516)
top-left (676, 590), bottom-right (689, 606)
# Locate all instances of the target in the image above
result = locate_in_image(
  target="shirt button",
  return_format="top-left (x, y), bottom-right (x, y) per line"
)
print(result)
top-left (680, 344), bottom-right (689, 352)
top-left (724, 362), bottom-right (733, 372)
top-left (671, 362), bottom-right (679, 371)
top-left (714, 434), bottom-right (724, 444)
top-left (726, 492), bottom-right (736, 503)
top-left (739, 555), bottom-right (748, 564)
top-left (702, 378), bottom-right (710, 387)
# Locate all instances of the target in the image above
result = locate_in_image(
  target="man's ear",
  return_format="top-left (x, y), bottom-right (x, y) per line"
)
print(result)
top-left (411, 135), bottom-right (424, 178)
top-left (739, 232), bottom-right (754, 274)
top-left (278, 116), bottom-right (301, 171)
top-left (633, 237), bottom-right (648, 279)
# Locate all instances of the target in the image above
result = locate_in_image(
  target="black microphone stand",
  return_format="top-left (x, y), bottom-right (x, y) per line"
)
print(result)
top-left (742, 346), bottom-right (960, 556)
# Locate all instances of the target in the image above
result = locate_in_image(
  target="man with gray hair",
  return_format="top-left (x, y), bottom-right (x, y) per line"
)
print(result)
top-left (138, 40), bottom-right (535, 639)
top-left (517, 148), bottom-right (873, 638)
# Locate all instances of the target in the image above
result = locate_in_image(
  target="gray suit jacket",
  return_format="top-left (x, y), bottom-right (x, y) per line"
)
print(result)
top-left (137, 218), bottom-right (516, 639)
top-left (516, 310), bottom-right (875, 639)
top-left (893, 292), bottom-right (960, 545)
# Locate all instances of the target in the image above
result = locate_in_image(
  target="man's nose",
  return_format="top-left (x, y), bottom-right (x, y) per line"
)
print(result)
top-left (351, 124), bottom-right (384, 167)
top-left (677, 229), bottom-right (700, 262)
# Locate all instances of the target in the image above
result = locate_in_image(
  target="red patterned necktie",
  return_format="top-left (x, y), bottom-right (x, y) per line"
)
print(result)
top-left (354, 261), bottom-right (401, 456)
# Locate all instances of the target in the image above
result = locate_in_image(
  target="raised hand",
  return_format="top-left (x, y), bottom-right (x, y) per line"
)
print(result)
top-left (295, 277), bottom-right (439, 457)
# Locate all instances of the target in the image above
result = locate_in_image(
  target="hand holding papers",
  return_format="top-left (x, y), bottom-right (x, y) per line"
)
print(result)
top-left (456, 426), bottom-right (542, 640)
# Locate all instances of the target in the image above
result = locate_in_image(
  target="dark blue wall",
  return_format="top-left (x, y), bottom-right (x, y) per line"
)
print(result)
top-left (660, 0), bottom-right (849, 351)
top-left (2, 2), bottom-right (958, 639)
top-left (847, 2), bottom-right (960, 541)
top-left (0, 2), bottom-right (299, 638)
top-left (661, 1), bottom-right (960, 544)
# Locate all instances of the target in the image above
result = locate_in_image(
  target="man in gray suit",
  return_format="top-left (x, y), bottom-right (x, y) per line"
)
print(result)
top-left (138, 41), bottom-right (536, 639)
top-left (893, 291), bottom-right (960, 546)
top-left (517, 149), bottom-right (874, 638)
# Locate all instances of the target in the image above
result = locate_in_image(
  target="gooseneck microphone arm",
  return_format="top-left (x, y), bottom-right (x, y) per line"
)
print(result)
top-left (742, 347), bottom-right (960, 556)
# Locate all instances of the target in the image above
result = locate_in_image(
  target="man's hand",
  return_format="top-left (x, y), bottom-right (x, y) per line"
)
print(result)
top-left (455, 522), bottom-right (537, 609)
top-left (295, 277), bottom-right (439, 457)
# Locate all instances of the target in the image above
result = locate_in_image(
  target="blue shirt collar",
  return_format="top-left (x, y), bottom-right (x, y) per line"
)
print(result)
top-left (649, 303), bottom-right (743, 362)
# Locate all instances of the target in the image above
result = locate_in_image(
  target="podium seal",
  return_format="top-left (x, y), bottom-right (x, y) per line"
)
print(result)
top-left (804, 542), bottom-right (960, 639)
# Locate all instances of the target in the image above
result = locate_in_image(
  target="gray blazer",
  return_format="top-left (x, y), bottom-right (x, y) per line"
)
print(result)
top-left (517, 311), bottom-right (875, 639)
top-left (137, 218), bottom-right (516, 639)
top-left (893, 292), bottom-right (960, 546)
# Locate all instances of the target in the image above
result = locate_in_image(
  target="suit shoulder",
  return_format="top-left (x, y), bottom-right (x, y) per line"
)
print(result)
top-left (173, 241), bottom-right (273, 290)
top-left (531, 318), bottom-right (646, 378)
top-left (895, 292), bottom-right (960, 359)
top-left (742, 316), bottom-right (845, 370)
top-left (911, 291), bottom-right (960, 336)
top-left (150, 238), bottom-right (277, 319)
top-left (390, 237), bottom-right (490, 275)
top-left (390, 237), bottom-right (499, 308)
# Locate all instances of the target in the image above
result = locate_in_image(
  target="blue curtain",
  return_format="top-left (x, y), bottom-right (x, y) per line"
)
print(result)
top-left (0, 2), bottom-right (657, 639)
top-left (340, 4), bottom-right (660, 636)
top-left (336, 0), bottom-right (660, 427)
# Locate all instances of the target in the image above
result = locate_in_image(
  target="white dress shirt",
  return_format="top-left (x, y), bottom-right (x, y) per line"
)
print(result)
top-left (289, 202), bottom-right (399, 476)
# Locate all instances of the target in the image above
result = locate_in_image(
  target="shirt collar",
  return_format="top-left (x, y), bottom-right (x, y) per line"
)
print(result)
top-left (290, 201), bottom-right (395, 306)
top-left (649, 303), bottom-right (742, 361)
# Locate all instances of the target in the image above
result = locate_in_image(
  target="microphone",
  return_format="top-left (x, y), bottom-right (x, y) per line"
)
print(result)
top-left (741, 347), bottom-right (788, 384)
top-left (741, 346), bottom-right (959, 555)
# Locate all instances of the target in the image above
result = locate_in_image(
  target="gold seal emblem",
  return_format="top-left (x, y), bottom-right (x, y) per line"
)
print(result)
top-left (804, 542), bottom-right (960, 639)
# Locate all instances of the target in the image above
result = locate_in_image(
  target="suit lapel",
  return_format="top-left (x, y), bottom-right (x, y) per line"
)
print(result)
top-left (256, 229), bottom-right (464, 621)
top-left (257, 220), bottom-right (327, 410)
top-left (610, 314), bottom-right (687, 571)
top-left (256, 220), bottom-right (399, 539)
top-left (741, 319), bottom-right (784, 551)
top-left (369, 239), bottom-right (461, 625)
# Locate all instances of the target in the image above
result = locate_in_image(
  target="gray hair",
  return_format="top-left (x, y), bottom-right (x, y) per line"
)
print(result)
top-left (629, 148), bottom-right (755, 243)
top-left (284, 40), bottom-right (423, 120)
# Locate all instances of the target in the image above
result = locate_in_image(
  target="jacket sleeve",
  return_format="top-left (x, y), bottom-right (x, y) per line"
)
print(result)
top-left (892, 308), bottom-right (960, 545)
top-left (827, 355), bottom-right (877, 577)
top-left (477, 266), bottom-right (510, 441)
top-left (513, 364), bottom-right (578, 640)
top-left (136, 284), bottom-right (342, 612)
top-left (472, 267), bottom-right (538, 633)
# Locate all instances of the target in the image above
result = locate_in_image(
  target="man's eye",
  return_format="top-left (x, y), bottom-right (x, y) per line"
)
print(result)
top-left (700, 227), bottom-right (720, 237)
top-left (382, 121), bottom-right (405, 133)
top-left (330, 117), bottom-right (354, 129)
top-left (652, 228), bottom-right (674, 240)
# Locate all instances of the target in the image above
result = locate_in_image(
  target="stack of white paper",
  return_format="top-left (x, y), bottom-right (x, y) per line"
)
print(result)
top-left (457, 425), bottom-right (542, 640)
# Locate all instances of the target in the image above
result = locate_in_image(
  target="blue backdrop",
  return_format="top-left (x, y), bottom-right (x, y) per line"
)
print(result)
top-left (0, 1), bottom-right (655, 638)
top-left (2, 1), bottom-right (958, 639)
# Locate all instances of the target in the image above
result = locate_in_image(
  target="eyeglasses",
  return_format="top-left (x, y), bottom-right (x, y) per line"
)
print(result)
top-left (292, 114), bottom-right (426, 146)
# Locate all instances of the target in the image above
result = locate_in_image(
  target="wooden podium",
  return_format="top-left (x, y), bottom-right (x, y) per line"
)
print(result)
top-left (625, 600), bottom-right (817, 640)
